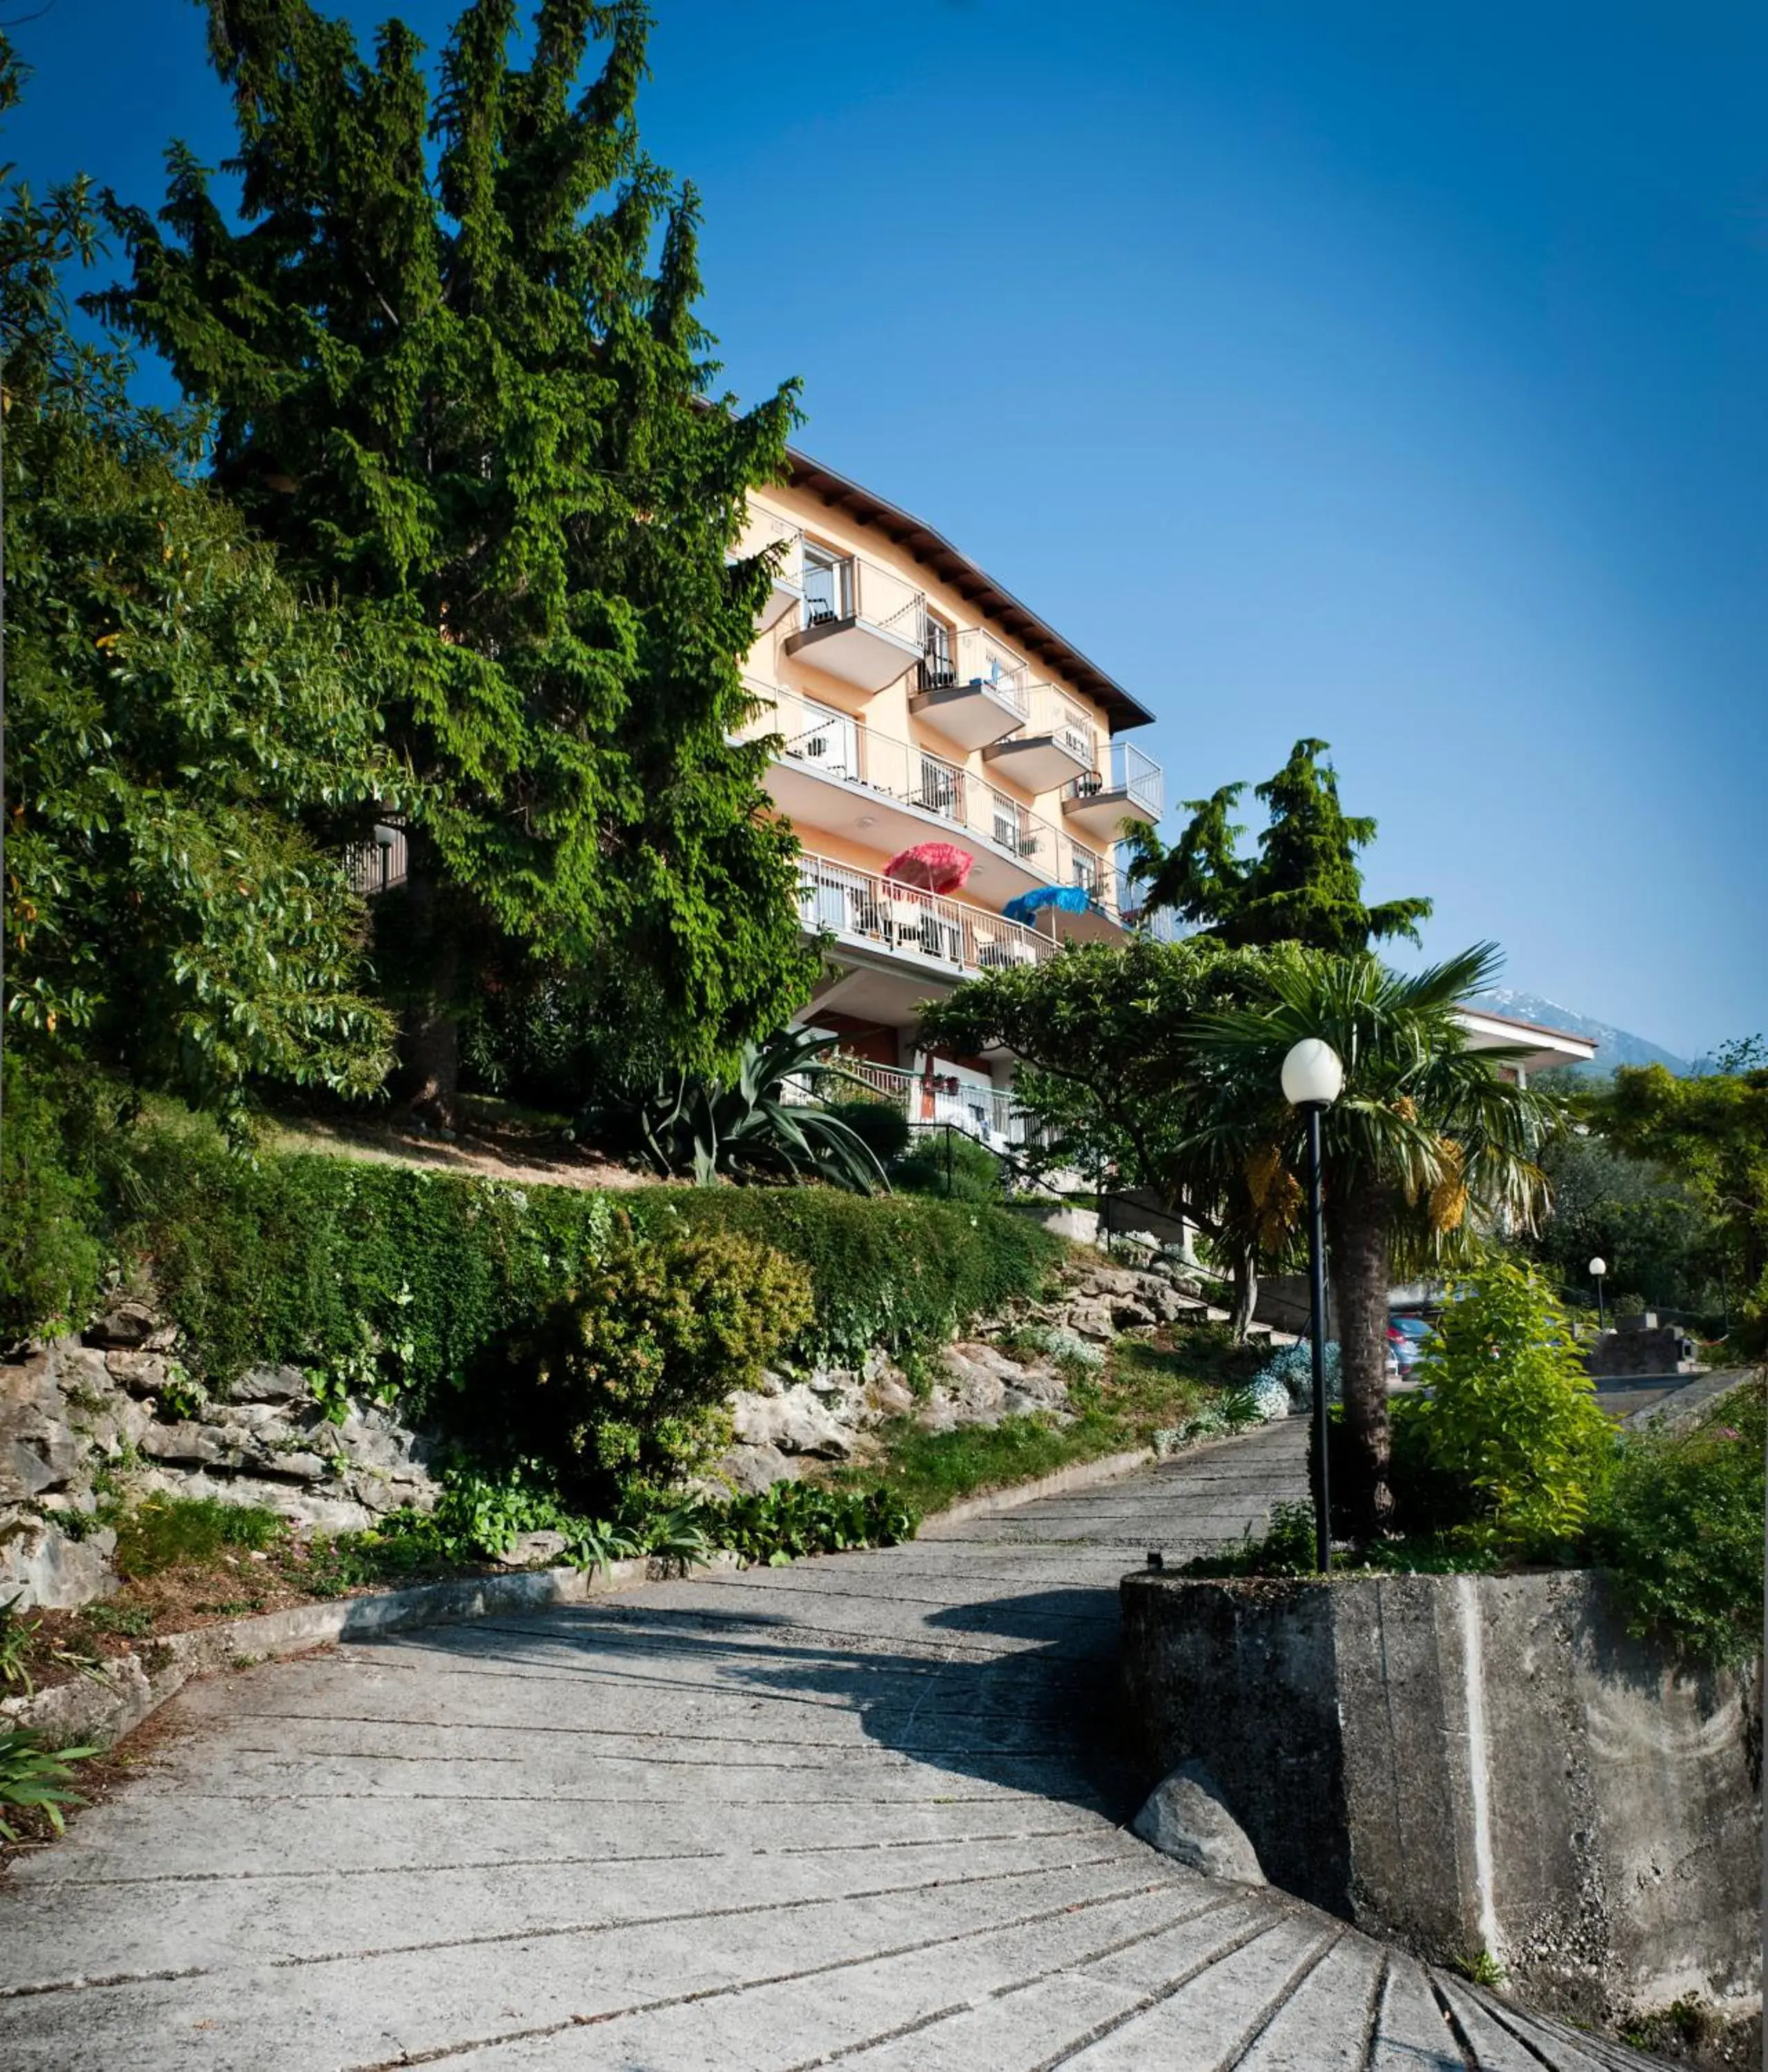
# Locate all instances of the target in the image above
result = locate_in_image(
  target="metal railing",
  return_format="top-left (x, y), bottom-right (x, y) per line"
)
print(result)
top-left (732, 506), bottom-right (803, 584)
top-left (916, 626), bottom-right (1032, 718)
top-left (747, 685), bottom-right (1117, 912)
top-left (780, 1056), bottom-right (1036, 1149)
top-left (1068, 738), bottom-right (1164, 819)
top-left (342, 823), bottom-right (408, 897)
top-left (796, 850), bottom-right (1056, 976)
top-left (798, 548), bottom-right (925, 646)
top-left (1024, 686), bottom-right (1098, 769)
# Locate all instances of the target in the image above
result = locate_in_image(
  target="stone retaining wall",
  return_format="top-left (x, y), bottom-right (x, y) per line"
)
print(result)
top-left (1120, 1567), bottom-right (1762, 2029)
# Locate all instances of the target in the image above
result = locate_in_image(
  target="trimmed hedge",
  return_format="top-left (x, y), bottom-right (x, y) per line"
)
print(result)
top-left (111, 1131), bottom-right (1061, 1403)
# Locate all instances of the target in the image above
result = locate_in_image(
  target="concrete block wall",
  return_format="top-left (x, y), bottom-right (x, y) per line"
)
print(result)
top-left (1120, 1568), bottom-right (1762, 2028)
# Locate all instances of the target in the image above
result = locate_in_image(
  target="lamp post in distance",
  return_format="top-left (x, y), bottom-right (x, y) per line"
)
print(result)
top-left (1282, 1038), bottom-right (1343, 1575)
top-left (1589, 1256), bottom-right (1608, 1334)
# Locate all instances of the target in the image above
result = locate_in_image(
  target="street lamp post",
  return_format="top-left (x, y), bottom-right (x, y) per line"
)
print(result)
top-left (1589, 1256), bottom-right (1608, 1333)
top-left (1282, 1038), bottom-right (1345, 1574)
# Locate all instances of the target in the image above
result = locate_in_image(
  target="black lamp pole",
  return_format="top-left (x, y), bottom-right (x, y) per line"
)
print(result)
top-left (1304, 1102), bottom-right (1332, 1574)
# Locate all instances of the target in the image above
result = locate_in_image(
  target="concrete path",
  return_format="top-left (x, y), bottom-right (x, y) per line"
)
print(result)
top-left (1, 1420), bottom-right (1661, 2071)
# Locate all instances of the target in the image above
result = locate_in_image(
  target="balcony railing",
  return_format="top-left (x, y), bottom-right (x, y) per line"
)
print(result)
top-left (796, 849), bottom-right (1056, 976)
top-left (732, 506), bottom-right (803, 582)
top-left (742, 685), bottom-right (1124, 919)
top-left (342, 823), bottom-right (408, 897)
top-left (1066, 739), bottom-right (1164, 818)
top-left (780, 1055), bottom-right (1033, 1149)
top-left (797, 550), bottom-right (924, 644)
top-left (1026, 686), bottom-right (1098, 769)
top-left (916, 627), bottom-right (1031, 718)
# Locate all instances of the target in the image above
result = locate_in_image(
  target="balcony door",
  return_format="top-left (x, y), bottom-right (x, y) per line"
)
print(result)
top-left (796, 697), bottom-right (860, 782)
top-left (922, 614), bottom-right (955, 690)
top-left (801, 544), bottom-right (849, 627)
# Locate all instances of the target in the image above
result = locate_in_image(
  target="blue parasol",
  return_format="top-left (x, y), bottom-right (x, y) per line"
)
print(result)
top-left (1001, 884), bottom-right (1091, 928)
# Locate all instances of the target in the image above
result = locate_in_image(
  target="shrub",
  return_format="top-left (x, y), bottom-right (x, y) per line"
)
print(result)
top-left (1015, 1323), bottom-right (1106, 1374)
top-left (0, 1732), bottom-right (96, 1843)
top-left (890, 1129), bottom-right (1004, 1203)
top-left (1585, 1381), bottom-right (1765, 1667)
top-left (822, 1097), bottom-right (912, 1167)
top-left (1408, 1256), bottom-right (1615, 1553)
top-left (1242, 1375), bottom-right (1293, 1424)
top-left (510, 1223), bottom-right (814, 1506)
top-left (97, 1121), bottom-right (1059, 1397)
top-left (0, 1053), bottom-right (105, 1343)
top-left (707, 1480), bottom-right (920, 1566)
top-left (1253, 1338), bottom-right (1341, 1406)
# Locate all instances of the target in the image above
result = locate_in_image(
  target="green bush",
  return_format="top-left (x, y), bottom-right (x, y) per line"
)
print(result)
top-left (95, 1123), bottom-right (1057, 1394)
top-left (822, 1097), bottom-right (912, 1167)
top-left (626, 1188), bottom-right (1059, 1369)
top-left (510, 1222), bottom-right (814, 1505)
top-left (1408, 1256), bottom-right (1615, 1553)
top-left (707, 1480), bottom-right (919, 1565)
top-left (0, 1731), bottom-right (96, 1844)
top-left (890, 1129), bottom-right (1005, 1203)
top-left (0, 1053), bottom-right (105, 1343)
top-left (1586, 1381), bottom-right (1765, 1667)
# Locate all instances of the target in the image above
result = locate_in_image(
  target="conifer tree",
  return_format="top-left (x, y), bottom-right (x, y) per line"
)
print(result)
top-left (98, 0), bottom-right (815, 1115)
top-left (1124, 738), bottom-right (1432, 956)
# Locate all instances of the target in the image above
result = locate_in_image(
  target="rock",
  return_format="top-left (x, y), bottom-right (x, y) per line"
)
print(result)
top-left (1131, 1761), bottom-right (1267, 1884)
top-left (84, 1300), bottom-right (162, 1350)
top-left (0, 1515), bottom-right (118, 1610)
top-left (866, 1370), bottom-right (916, 1419)
top-left (495, 1530), bottom-right (569, 1569)
top-left (257, 1452), bottom-right (330, 1484)
top-left (711, 1443), bottom-right (800, 1495)
top-left (137, 1421), bottom-right (242, 1468)
top-left (104, 1350), bottom-right (171, 1395)
top-left (1111, 1299), bottom-right (1159, 1330)
top-left (731, 1383), bottom-right (856, 1458)
top-left (231, 1364), bottom-right (309, 1404)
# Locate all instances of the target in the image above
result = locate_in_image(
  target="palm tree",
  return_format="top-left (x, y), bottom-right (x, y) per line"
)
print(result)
top-left (1186, 943), bottom-right (1562, 1537)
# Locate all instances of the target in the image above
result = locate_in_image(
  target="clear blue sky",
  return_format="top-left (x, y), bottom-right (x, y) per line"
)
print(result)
top-left (9, 0), bottom-right (1765, 1058)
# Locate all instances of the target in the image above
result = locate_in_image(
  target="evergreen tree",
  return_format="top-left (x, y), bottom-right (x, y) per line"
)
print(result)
top-left (1124, 738), bottom-right (1432, 955)
top-left (1, 35), bottom-right (398, 1129)
top-left (97, 0), bottom-right (815, 1116)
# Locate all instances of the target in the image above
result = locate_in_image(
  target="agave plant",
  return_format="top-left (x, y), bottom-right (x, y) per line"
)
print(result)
top-left (635, 1028), bottom-right (892, 1193)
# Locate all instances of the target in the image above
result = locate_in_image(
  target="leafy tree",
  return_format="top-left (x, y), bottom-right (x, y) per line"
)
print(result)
top-left (1, 35), bottom-right (397, 1131)
top-left (1124, 738), bottom-right (1432, 955)
top-left (98, 0), bottom-right (815, 1117)
top-left (917, 937), bottom-right (1285, 1334)
top-left (1594, 1050), bottom-right (1768, 1345)
top-left (1190, 944), bottom-right (1562, 1536)
top-left (1410, 1254), bottom-right (1613, 1553)
top-left (1521, 1130), bottom-right (1720, 1319)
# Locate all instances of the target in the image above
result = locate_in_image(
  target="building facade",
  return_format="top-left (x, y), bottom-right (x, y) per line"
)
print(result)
top-left (734, 450), bottom-right (1164, 1144)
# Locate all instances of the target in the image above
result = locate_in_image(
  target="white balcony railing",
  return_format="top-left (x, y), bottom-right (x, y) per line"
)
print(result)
top-left (733, 506), bottom-right (803, 582)
top-left (748, 684), bottom-right (1120, 913)
top-left (1025, 686), bottom-right (1098, 770)
top-left (916, 627), bottom-right (1032, 718)
top-left (1067, 739), bottom-right (1164, 819)
top-left (798, 549), bottom-right (925, 644)
top-left (796, 849), bottom-right (1056, 976)
top-left (343, 823), bottom-right (408, 896)
top-left (780, 1055), bottom-right (1034, 1149)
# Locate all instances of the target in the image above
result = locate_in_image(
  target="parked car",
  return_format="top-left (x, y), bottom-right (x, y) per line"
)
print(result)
top-left (1387, 1316), bottom-right (1433, 1375)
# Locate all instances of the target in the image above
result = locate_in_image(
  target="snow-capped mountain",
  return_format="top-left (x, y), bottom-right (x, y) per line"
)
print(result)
top-left (1472, 990), bottom-right (1692, 1077)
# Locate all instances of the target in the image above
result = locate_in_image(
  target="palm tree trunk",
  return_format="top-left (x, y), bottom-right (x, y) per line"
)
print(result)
top-left (1229, 1243), bottom-right (1258, 1343)
top-left (1325, 1179), bottom-right (1396, 1538)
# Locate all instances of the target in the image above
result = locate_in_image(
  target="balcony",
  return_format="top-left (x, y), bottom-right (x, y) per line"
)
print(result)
top-left (740, 686), bottom-right (1124, 928)
top-left (1063, 739), bottom-right (1164, 840)
top-left (342, 823), bottom-right (408, 896)
top-left (783, 550), bottom-right (925, 692)
top-left (910, 628), bottom-right (1031, 751)
top-left (780, 1054), bottom-right (1035, 1150)
top-left (729, 506), bottom-right (803, 633)
top-left (796, 850), bottom-right (1056, 980)
top-left (983, 685), bottom-right (1098, 792)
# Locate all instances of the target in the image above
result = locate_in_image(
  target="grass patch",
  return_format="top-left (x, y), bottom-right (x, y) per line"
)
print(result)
top-left (843, 1321), bottom-right (1269, 1518)
top-left (112, 1496), bottom-right (287, 1580)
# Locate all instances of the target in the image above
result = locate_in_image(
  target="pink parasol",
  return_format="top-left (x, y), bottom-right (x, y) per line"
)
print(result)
top-left (883, 842), bottom-right (974, 895)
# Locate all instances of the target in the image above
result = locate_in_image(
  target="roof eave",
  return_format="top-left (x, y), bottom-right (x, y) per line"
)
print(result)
top-left (783, 448), bottom-right (1155, 734)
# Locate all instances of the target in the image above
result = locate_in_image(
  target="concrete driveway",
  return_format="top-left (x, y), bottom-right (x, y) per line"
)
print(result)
top-left (0, 1421), bottom-right (1660, 2069)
